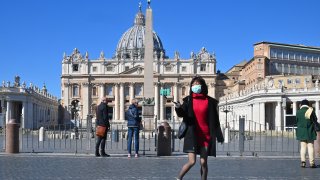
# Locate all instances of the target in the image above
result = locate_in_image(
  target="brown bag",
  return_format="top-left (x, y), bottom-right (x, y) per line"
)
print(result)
top-left (96, 125), bottom-right (107, 137)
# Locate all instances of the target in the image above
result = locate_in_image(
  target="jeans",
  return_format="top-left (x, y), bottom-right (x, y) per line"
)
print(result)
top-left (127, 127), bottom-right (140, 154)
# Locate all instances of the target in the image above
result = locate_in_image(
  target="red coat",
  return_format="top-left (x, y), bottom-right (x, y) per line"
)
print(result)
top-left (175, 95), bottom-right (224, 156)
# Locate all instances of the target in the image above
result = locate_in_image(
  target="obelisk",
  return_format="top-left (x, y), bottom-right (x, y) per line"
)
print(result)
top-left (142, 0), bottom-right (155, 129)
top-left (144, 0), bottom-right (154, 99)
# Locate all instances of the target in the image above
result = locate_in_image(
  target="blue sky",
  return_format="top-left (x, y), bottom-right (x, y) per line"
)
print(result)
top-left (1, 0), bottom-right (319, 98)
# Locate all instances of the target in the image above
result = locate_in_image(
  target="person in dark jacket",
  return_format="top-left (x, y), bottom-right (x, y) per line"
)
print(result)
top-left (126, 99), bottom-right (141, 158)
top-left (296, 99), bottom-right (317, 168)
top-left (175, 76), bottom-right (224, 180)
top-left (95, 97), bottom-right (110, 157)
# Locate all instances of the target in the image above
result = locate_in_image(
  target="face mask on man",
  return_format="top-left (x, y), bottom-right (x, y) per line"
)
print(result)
top-left (191, 84), bottom-right (202, 94)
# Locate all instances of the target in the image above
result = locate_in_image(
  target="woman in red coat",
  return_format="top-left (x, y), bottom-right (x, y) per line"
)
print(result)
top-left (175, 76), bottom-right (224, 180)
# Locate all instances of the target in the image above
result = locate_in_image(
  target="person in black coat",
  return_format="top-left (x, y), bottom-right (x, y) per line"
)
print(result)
top-left (175, 76), bottom-right (224, 180)
top-left (95, 97), bottom-right (110, 157)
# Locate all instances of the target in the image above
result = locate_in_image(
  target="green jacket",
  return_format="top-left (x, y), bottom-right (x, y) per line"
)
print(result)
top-left (295, 106), bottom-right (317, 141)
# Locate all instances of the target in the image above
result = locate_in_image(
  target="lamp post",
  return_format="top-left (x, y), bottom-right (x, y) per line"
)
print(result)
top-left (222, 100), bottom-right (232, 128)
top-left (221, 99), bottom-right (232, 143)
top-left (68, 100), bottom-right (82, 128)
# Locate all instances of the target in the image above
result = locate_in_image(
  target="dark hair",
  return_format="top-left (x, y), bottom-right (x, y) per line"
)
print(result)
top-left (301, 99), bottom-right (309, 106)
top-left (189, 76), bottom-right (208, 95)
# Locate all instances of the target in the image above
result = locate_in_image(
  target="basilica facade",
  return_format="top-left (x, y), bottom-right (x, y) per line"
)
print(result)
top-left (60, 5), bottom-right (217, 125)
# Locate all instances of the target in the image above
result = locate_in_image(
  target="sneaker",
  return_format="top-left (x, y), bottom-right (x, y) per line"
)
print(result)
top-left (128, 154), bottom-right (131, 158)
top-left (301, 162), bottom-right (306, 168)
top-left (135, 154), bottom-right (139, 158)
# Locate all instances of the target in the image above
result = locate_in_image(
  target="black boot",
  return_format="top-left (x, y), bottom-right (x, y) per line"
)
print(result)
top-left (95, 149), bottom-right (100, 157)
top-left (101, 151), bottom-right (110, 157)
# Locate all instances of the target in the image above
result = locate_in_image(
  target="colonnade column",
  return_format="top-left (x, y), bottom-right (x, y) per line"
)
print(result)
top-left (6, 101), bottom-right (12, 124)
top-left (154, 82), bottom-right (159, 120)
top-left (120, 83), bottom-right (125, 120)
top-left (22, 101), bottom-right (27, 128)
top-left (174, 83), bottom-right (179, 119)
top-left (292, 101), bottom-right (297, 115)
top-left (316, 101), bottom-right (319, 120)
top-left (259, 102), bottom-right (265, 131)
top-left (276, 101), bottom-right (282, 131)
top-left (114, 83), bottom-right (119, 121)
top-left (159, 83), bottom-right (164, 121)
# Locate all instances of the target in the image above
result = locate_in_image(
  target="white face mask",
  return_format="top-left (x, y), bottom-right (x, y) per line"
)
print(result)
top-left (191, 85), bottom-right (202, 94)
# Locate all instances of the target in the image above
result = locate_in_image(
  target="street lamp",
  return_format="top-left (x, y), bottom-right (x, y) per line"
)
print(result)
top-left (68, 100), bottom-right (82, 128)
top-left (222, 100), bottom-right (232, 128)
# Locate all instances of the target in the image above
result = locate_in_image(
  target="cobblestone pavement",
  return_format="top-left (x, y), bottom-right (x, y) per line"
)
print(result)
top-left (0, 153), bottom-right (320, 180)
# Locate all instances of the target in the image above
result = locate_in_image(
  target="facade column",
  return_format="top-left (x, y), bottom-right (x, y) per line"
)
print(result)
top-left (114, 83), bottom-right (119, 121)
top-left (209, 82), bottom-right (216, 99)
top-left (259, 102), bottom-right (265, 131)
top-left (63, 82), bottom-right (70, 123)
top-left (129, 82), bottom-right (135, 102)
top-left (276, 101), bottom-right (282, 131)
top-left (316, 101), bottom-right (319, 120)
top-left (82, 83), bottom-right (90, 122)
top-left (159, 83), bottom-right (164, 121)
top-left (120, 83), bottom-right (125, 120)
top-left (293, 101), bottom-right (297, 115)
top-left (154, 82), bottom-right (159, 120)
top-left (100, 83), bottom-right (105, 99)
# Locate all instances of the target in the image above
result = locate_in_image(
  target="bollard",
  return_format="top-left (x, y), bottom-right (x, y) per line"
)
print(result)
top-left (157, 122), bottom-right (172, 156)
top-left (6, 119), bottom-right (20, 153)
top-left (39, 127), bottom-right (44, 141)
top-left (112, 129), bottom-right (119, 142)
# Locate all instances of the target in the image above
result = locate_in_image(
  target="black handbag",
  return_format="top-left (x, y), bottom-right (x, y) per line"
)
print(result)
top-left (311, 112), bottom-right (320, 132)
top-left (178, 121), bottom-right (187, 139)
top-left (312, 119), bottom-right (320, 132)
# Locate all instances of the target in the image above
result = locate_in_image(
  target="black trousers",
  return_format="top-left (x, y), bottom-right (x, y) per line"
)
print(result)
top-left (96, 133), bottom-right (107, 153)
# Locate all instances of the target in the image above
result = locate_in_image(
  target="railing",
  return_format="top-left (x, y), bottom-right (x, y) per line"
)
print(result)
top-left (0, 119), bottom-right (301, 156)
top-left (217, 119), bottom-right (300, 156)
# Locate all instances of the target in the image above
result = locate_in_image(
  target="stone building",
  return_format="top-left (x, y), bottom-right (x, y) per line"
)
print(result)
top-left (60, 4), bottom-right (217, 126)
top-left (0, 76), bottom-right (59, 129)
top-left (218, 42), bottom-right (320, 131)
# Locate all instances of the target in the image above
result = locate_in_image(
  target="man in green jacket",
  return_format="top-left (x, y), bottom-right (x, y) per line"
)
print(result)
top-left (296, 99), bottom-right (317, 168)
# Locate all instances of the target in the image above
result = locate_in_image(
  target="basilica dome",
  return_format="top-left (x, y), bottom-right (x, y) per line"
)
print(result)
top-left (115, 7), bottom-right (165, 59)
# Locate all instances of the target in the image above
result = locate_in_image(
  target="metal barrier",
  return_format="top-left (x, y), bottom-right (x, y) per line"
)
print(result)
top-left (0, 118), bottom-right (301, 156)
top-left (217, 118), bottom-right (300, 156)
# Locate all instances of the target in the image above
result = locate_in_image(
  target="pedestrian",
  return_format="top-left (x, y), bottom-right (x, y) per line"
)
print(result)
top-left (95, 97), bottom-right (110, 157)
top-left (296, 99), bottom-right (317, 168)
top-left (126, 99), bottom-right (141, 158)
top-left (175, 76), bottom-right (224, 180)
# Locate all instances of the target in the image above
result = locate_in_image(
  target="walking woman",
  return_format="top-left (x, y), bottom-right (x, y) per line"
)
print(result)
top-left (175, 76), bottom-right (224, 180)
